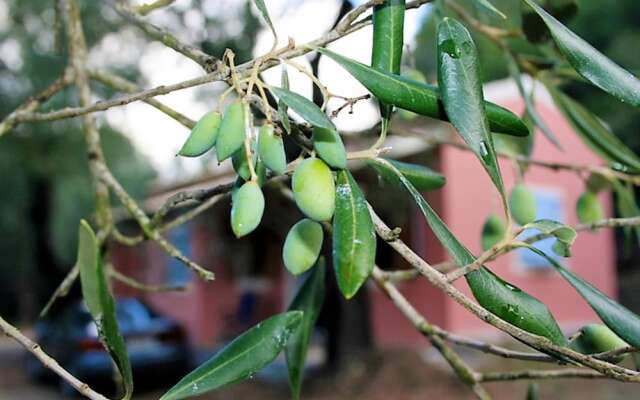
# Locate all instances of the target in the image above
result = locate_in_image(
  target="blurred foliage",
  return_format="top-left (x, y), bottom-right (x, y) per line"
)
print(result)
top-left (414, 0), bottom-right (640, 152)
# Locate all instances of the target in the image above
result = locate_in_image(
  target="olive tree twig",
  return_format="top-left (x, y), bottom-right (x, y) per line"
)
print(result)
top-left (135, 0), bottom-right (176, 15)
top-left (96, 163), bottom-right (215, 281)
top-left (89, 68), bottom-right (195, 128)
top-left (372, 267), bottom-right (493, 399)
top-left (0, 315), bottom-right (109, 400)
top-left (111, 0), bottom-right (218, 71)
top-left (0, 67), bottom-right (74, 136)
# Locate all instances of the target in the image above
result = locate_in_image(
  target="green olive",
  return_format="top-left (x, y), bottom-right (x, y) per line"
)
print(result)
top-left (257, 124), bottom-right (287, 175)
top-left (312, 127), bottom-right (347, 170)
top-left (292, 158), bottom-right (335, 221)
top-left (177, 111), bottom-right (221, 157)
top-left (569, 324), bottom-right (628, 363)
top-left (232, 147), bottom-right (253, 181)
top-left (216, 100), bottom-right (246, 162)
top-left (509, 184), bottom-right (537, 225)
top-left (481, 214), bottom-right (506, 251)
top-left (576, 191), bottom-right (604, 224)
top-left (230, 181), bottom-right (264, 238)
top-left (283, 219), bottom-right (323, 275)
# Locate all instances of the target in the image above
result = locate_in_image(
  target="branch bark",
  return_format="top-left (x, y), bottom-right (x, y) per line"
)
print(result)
top-left (0, 315), bottom-right (108, 400)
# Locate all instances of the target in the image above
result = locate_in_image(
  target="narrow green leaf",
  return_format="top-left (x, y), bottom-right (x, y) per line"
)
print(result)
top-left (279, 66), bottom-right (291, 134)
top-left (333, 170), bottom-right (376, 299)
top-left (545, 85), bottom-right (640, 173)
top-left (77, 220), bottom-right (133, 400)
top-left (522, 0), bottom-right (640, 106)
top-left (285, 259), bottom-right (325, 400)
top-left (369, 159), bottom-right (567, 345)
top-left (317, 48), bottom-right (530, 137)
top-left (475, 0), bottom-right (507, 19)
top-left (524, 245), bottom-right (640, 349)
top-left (252, 0), bottom-right (277, 47)
top-left (437, 17), bottom-right (504, 194)
top-left (372, 0), bottom-right (405, 120)
top-left (612, 180), bottom-right (640, 247)
top-left (367, 158), bottom-right (446, 191)
top-left (523, 219), bottom-right (576, 245)
top-left (269, 86), bottom-right (335, 130)
top-left (505, 53), bottom-right (561, 148)
top-left (161, 311), bottom-right (303, 400)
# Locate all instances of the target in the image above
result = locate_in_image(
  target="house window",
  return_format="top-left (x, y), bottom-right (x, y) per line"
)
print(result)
top-left (516, 188), bottom-right (564, 270)
top-left (166, 224), bottom-right (193, 285)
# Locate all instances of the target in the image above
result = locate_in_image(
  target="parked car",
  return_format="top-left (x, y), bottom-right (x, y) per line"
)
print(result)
top-left (27, 298), bottom-right (190, 396)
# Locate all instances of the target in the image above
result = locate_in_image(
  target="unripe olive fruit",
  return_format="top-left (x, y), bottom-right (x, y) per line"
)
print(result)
top-left (230, 181), bottom-right (264, 238)
top-left (312, 127), bottom-right (347, 170)
top-left (257, 124), bottom-right (287, 175)
top-left (481, 214), bottom-right (506, 251)
top-left (569, 323), bottom-right (628, 363)
top-left (216, 100), bottom-right (246, 162)
top-left (282, 219), bottom-right (323, 275)
top-left (509, 184), bottom-right (537, 225)
top-left (576, 191), bottom-right (604, 224)
top-left (292, 158), bottom-right (335, 221)
top-left (178, 111), bottom-right (221, 157)
top-left (232, 148), bottom-right (252, 181)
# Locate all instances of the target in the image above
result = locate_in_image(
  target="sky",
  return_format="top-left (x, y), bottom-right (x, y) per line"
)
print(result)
top-left (103, 0), bottom-right (430, 185)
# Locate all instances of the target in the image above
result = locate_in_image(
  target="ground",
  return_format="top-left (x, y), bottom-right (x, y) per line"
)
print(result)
top-left (2, 338), bottom-right (639, 400)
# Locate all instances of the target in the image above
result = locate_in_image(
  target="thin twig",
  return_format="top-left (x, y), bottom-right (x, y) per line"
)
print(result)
top-left (109, 268), bottom-right (188, 292)
top-left (0, 315), bottom-right (109, 400)
top-left (0, 67), bottom-right (74, 136)
top-left (372, 267), bottom-right (492, 399)
top-left (112, 0), bottom-right (217, 71)
top-left (479, 369), bottom-right (608, 382)
top-left (97, 163), bottom-right (215, 281)
top-left (135, 0), bottom-right (176, 15)
top-left (89, 68), bottom-right (195, 128)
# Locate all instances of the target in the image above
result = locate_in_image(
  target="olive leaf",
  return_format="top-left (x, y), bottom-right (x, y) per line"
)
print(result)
top-left (372, 0), bottom-right (405, 121)
top-left (369, 159), bottom-right (567, 345)
top-left (505, 53), bottom-right (561, 148)
top-left (522, 0), bottom-right (640, 107)
top-left (285, 259), bottom-right (325, 400)
top-left (77, 220), bottom-right (133, 400)
top-left (161, 311), bottom-right (303, 400)
top-left (522, 219), bottom-right (576, 258)
top-left (269, 86), bottom-right (335, 130)
top-left (367, 158), bottom-right (446, 191)
top-left (475, 0), bottom-right (507, 19)
top-left (333, 170), bottom-right (376, 299)
top-left (545, 85), bottom-right (640, 174)
top-left (279, 66), bottom-right (291, 134)
top-left (437, 17), bottom-right (504, 195)
top-left (252, 0), bottom-right (277, 48)
top-left (523, 245), bottom-right (640, 349)
top-left (317, 48), bottom-right (529, 137)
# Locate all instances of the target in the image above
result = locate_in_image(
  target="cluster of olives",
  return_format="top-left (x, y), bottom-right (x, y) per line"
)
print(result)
top-left (178, 101), bottom-right (348, 276)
